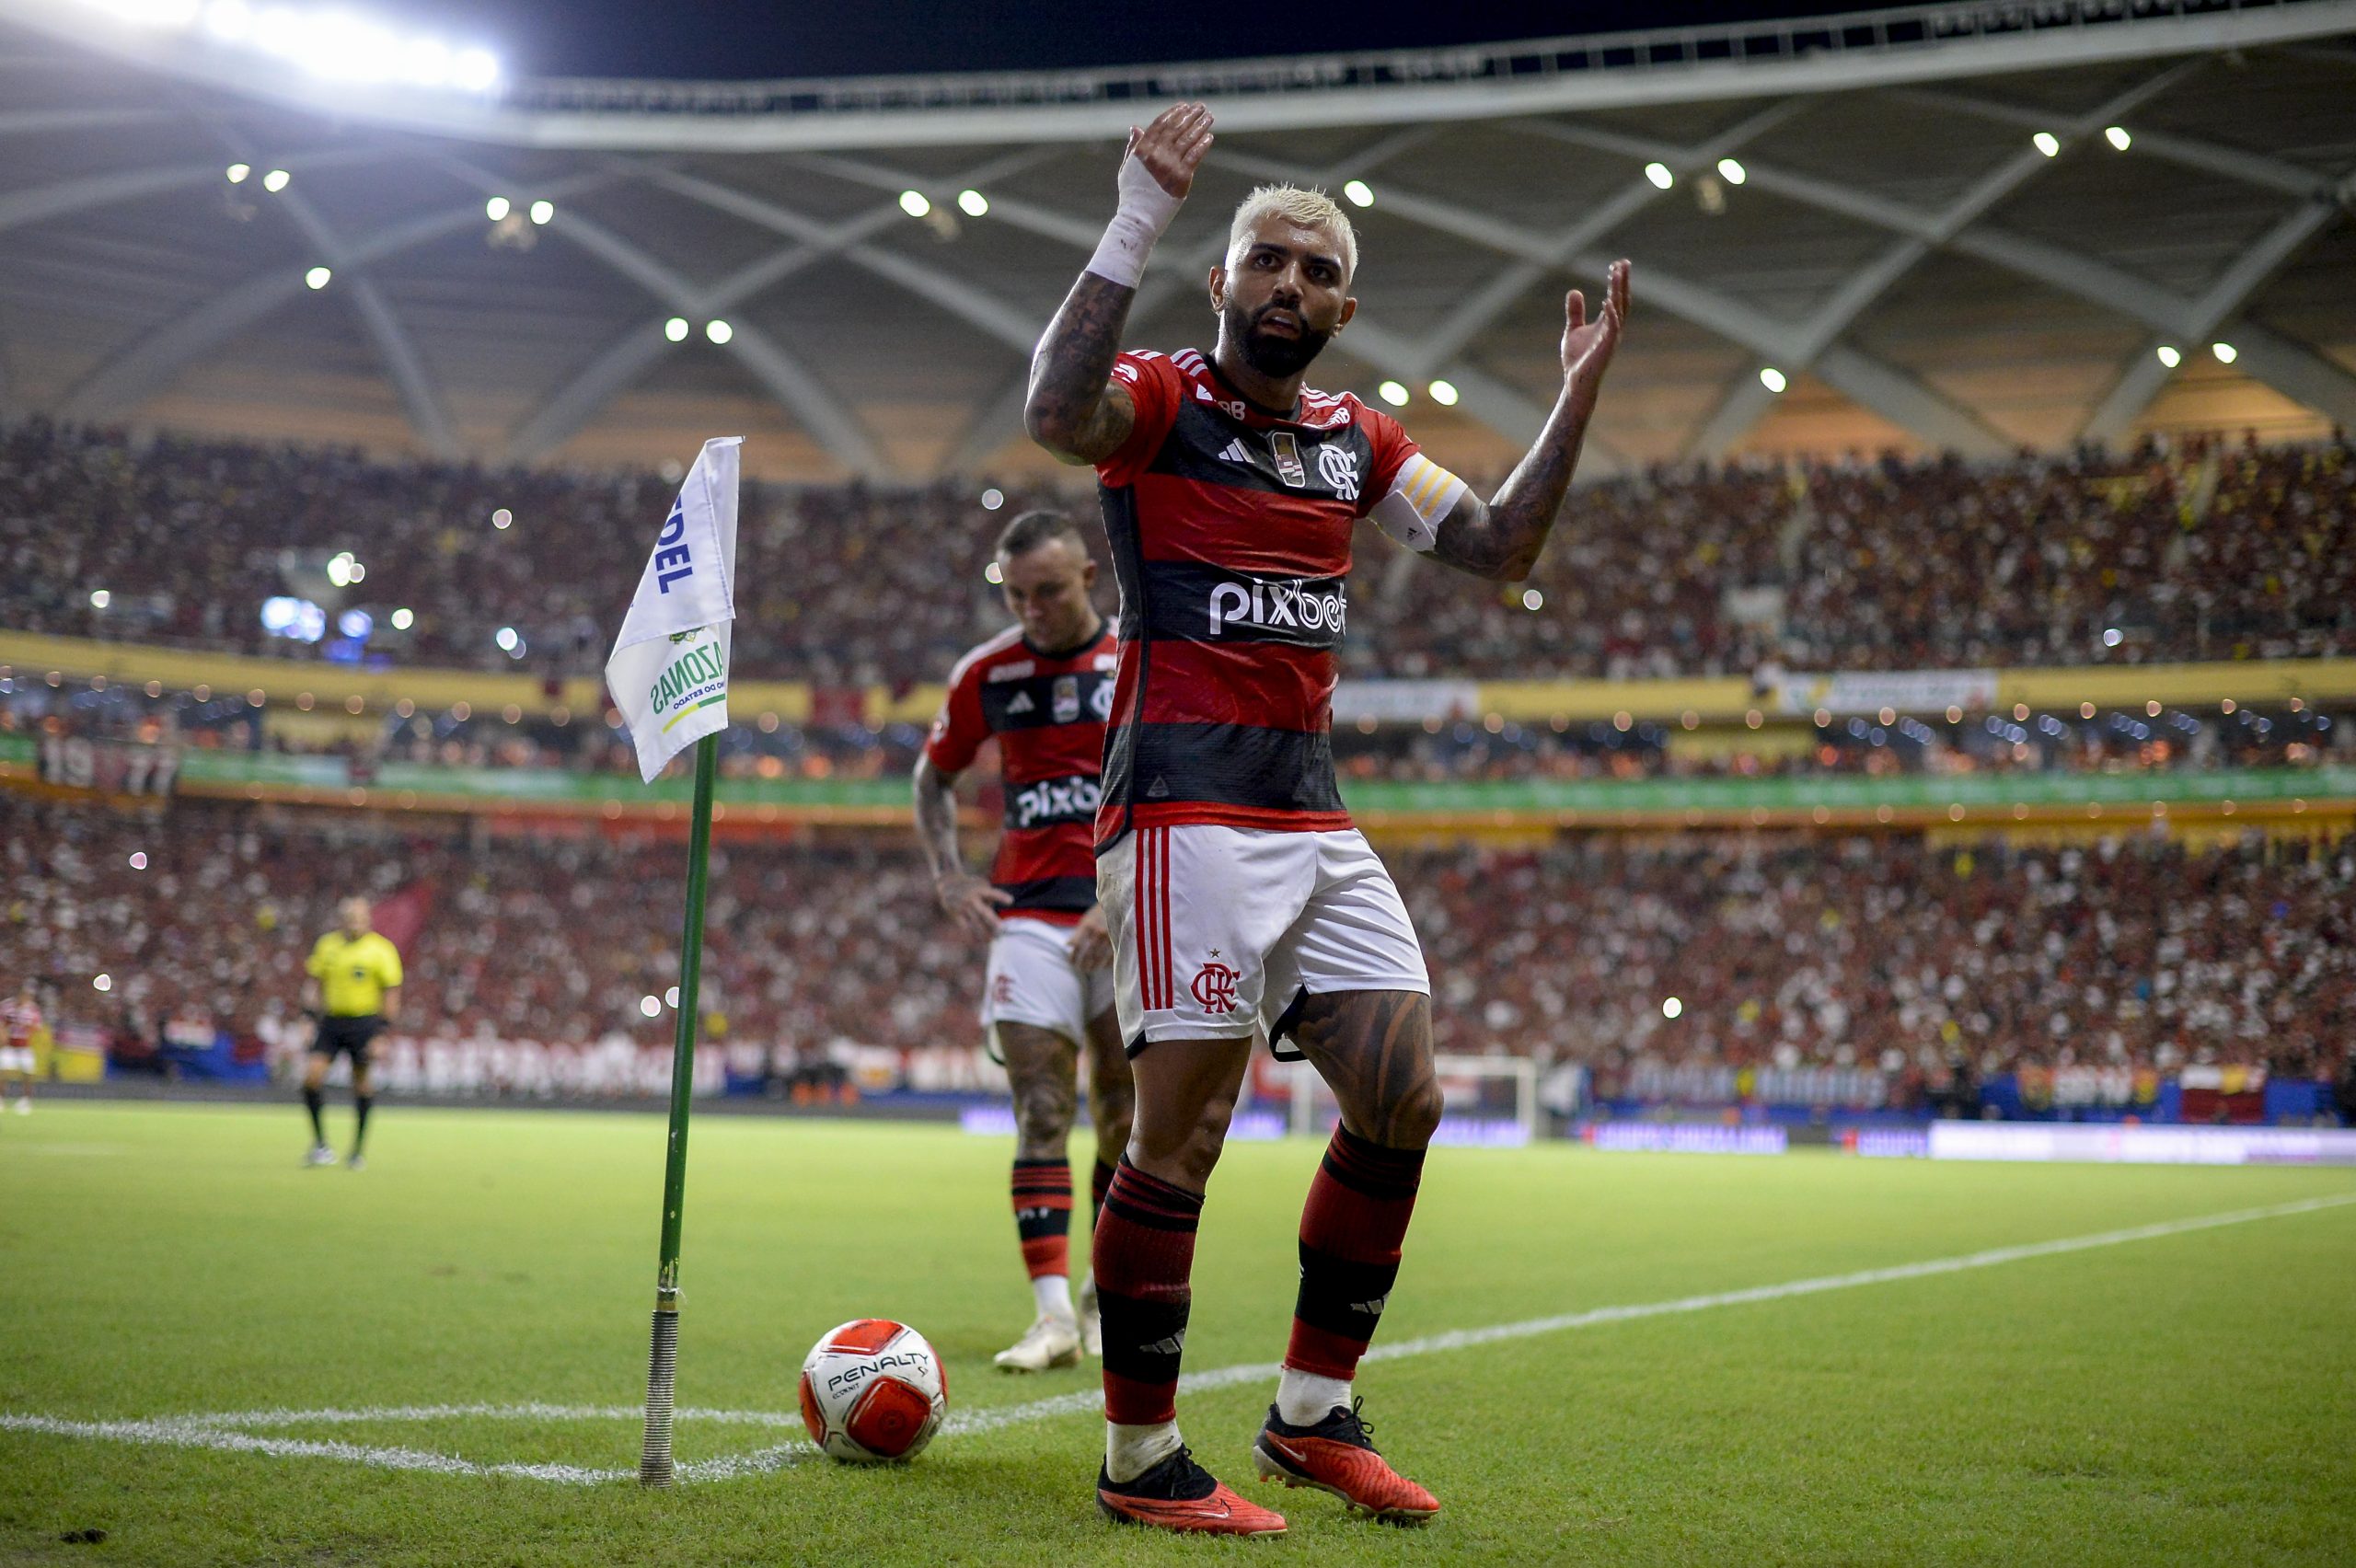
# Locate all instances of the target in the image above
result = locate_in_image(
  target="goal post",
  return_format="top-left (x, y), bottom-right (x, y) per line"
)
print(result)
top-left (1288, 1053), bottom-right (1540, 1147)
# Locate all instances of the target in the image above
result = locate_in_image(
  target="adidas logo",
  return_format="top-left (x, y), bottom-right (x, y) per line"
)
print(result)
top-left (1218, 438), bottom-right (1250, 464)
top-left (1139, 1332), bottom-right (1186, 1356)
top-left (1350, 1294), bottom-right (1390, 1315)
top-left (1006, 692), bottom-right (1034, 714)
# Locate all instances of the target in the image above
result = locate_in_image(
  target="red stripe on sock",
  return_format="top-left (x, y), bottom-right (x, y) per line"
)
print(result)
top-left (1020, 1235), bottom-right (1070, 1280)
top-left (1103, 1369), bottom-right (1177, 1427)
top-left (1283, 1322), bottom-right (1369, 1383)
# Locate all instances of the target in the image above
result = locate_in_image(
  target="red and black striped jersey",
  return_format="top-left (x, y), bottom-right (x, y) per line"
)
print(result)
top-left (1091, 347), bottom-right (1419, 849)
top-left (926, 622), bottom-right (1118, 924)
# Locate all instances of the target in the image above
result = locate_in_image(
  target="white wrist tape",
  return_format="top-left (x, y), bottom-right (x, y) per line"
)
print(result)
top-left (1084, 155), bottom-right (1184, 289)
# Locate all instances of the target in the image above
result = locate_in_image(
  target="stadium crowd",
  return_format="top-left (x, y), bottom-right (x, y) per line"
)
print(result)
top-left (6, 793), bottom-right (2347, 1110)
top-left (4, 420), bottom-right (2350, 686)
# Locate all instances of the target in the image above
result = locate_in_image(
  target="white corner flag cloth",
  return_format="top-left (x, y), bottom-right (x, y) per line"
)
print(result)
top-left (605, 436), bottom-right (742, 783)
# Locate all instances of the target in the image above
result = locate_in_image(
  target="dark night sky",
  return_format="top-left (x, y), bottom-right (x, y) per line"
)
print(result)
top-left (421, 1), bottom-right (1881, 82)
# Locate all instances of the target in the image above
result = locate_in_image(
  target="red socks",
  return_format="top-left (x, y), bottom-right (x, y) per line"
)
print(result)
top-left (1285, 1125), bottom-right (1425, 1381)
top-left (1011, 1158), bottom-right (1073, 1280)
top-left (1092, 1155), bottom-right (1203, 1425)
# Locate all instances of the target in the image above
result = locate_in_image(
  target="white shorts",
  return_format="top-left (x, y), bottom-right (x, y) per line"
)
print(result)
top-left (1099, 825), bottom-right (1429, 1051)
top-left (0, 1046), bottom-right (32, 1075)
top-left (981, 917), bottom-right (1116, 1055)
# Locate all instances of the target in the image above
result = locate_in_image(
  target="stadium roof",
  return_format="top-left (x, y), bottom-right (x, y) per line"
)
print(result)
top-left (0, 0), bottom-right (2351, 482)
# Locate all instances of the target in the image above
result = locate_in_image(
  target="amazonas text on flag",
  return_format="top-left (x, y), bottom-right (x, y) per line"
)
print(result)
top-left (605, 436), bottom-right (742, 782)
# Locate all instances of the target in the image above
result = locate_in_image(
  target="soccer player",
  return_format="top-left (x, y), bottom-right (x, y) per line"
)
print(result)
top-left (299, 896), bottom-right (403, 1170)
top-left (1024, 102), bottom-right (1629, 1535)
top-left (916, 509), bottom-right (1137, 1372)
top-left (1, 981), bottom-right (41, 1114)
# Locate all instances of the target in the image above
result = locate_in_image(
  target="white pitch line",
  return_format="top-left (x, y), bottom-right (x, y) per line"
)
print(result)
top-left (6, 1191), bottom-right (2350, 1484)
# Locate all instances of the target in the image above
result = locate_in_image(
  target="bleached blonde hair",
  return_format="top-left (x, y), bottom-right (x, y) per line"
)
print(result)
top-left (1227, 184), bottom-right (1357, 283)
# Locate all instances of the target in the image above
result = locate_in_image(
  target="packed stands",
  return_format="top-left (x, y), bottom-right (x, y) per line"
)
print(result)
top-left (6, 421), bottom-right (2350, 686)
top-left (6, 793), bottom-right (2346, 1108)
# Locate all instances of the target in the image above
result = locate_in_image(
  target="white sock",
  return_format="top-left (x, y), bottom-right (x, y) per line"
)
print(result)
top-left (1106, 1420), bottom-right (1184, 1483)
top-left (1032, 1274), bottom-right (1075, 1323)
top-left (1276, 1369), bottom-right (1351, 1427)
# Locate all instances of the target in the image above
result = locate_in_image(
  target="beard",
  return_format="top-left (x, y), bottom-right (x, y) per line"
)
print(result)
top-left (1225, 298), bottom-right (1332, 379)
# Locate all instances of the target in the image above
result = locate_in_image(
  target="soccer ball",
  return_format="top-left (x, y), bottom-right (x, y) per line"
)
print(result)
top-left (797, 1319), bottom-right (948, 1463)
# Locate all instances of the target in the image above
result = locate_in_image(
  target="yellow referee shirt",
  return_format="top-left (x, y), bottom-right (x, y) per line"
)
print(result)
top-left (307, 931), bottom-right (404, 1018)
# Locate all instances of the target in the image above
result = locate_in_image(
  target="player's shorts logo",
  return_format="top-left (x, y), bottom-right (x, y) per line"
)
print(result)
top-left (991, 974), bottom-right (1015, 1004)
top-left (1190, 953), bottom-right (1240, 1014)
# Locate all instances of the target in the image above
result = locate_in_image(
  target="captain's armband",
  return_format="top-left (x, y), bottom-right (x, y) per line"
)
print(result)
top-left (1369, 454), bottom-right (1469, 555)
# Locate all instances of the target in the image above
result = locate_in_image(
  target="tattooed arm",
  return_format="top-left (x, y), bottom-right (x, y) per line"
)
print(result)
top-left (1023, 102), bottom-right (1214, 466)
top-left (1425, 259), bottom-right (1633, 582)
top-left (913, 753), bottom-right (1007, 942)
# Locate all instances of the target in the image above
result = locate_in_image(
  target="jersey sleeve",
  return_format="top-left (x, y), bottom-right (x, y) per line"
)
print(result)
top-left (1360, 404), bottom-right (1468, 553)
top-left (305, 937), bottom-right (331, 979)
top-left (375, 939), bottom-right (403, 990)
top-left (1094, 351), bottom-right (1185, 490)
top-left (923, 661), bottom-right (989, 775)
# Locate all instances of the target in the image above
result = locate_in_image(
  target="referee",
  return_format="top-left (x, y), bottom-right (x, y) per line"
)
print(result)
top-left (301, 896), bottom-right (403, 1170)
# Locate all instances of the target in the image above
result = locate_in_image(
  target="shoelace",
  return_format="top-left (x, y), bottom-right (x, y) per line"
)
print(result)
top-left (1334, 1397), bottom-right (1381, 1453)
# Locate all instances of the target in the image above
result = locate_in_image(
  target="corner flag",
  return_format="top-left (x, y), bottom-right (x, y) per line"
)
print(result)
top-left (606, 436), bottom-right (741, 783)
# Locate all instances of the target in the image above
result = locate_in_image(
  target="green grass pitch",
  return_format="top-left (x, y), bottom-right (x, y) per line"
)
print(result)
top-left (4, 1102), bottom-right (2353, 1566)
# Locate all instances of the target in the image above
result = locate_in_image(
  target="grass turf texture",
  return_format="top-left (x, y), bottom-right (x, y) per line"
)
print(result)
top-left (2, 1103), bottom-right (2352, 1566)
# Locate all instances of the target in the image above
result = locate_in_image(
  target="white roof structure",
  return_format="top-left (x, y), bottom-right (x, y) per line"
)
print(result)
top-left (0, 0), bottom-right (2350, 481)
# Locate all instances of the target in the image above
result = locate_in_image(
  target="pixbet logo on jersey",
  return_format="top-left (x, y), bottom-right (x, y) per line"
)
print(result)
top-left (1010, 775), bottom-right (1101, 828)
top-left (1206, 578), bottom-right (1347, 639)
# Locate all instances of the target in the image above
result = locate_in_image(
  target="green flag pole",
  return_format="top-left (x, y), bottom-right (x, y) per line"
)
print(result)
top-left (639, 731), bottom-right (719, 1488)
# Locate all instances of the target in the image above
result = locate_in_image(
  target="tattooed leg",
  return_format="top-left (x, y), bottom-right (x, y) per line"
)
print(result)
top-left (1284, 989), bottom-right (1443, 1151)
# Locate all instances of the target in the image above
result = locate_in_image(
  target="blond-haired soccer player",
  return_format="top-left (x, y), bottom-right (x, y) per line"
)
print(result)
top-left (300, 896), bottom-right (402, 1170)
top-left (1025, 101), bottom-right (1628, 1535)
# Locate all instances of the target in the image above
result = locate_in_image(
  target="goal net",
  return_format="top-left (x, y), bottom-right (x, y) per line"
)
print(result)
top-left (1285, 1054), bottom-right (1540, 1147)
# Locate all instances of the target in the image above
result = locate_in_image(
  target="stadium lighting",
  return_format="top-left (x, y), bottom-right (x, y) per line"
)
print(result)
top-left (305, 265), bottom-right (331, 290)
top-left (984, 561), bottom-right (1004, 584)
top-left (1715, 157), bottom-right (1746, 186)
top-left (2103, 628), bottom-right (2123, 647)
top-left (89, 589), bottom-right (111, 609)
top-left (262, 168), bottom-right (290, 192)
top-left (639, 995), bottom-right (661, 1019)
top-left (1342, 179), bottom-right (1374, 208)
top-left (1521, 588), bottom-right (1544, 611)
top-left (495, 627), bottom-right (519, 652)
top-left (1377, 380), bottom-right (1410, 407)
top-left (1645, 162), bottom-right (1674, 190)
top-left (338, 608), bottom-right (373, 639)
top-left (979, 487), bottom-right (1004, 511)
top-left (956, 189), bottom-right (988, 218)
top-left (129, 852), bottom-right (148, 870)
top-left (2156, 345), bottom-right (2181, 368)
top-left (706, 320), bottom-right (733, 345)
top-left (452, 48), bottom-right (500, 91)
top-left (325, 550), bottom-right (357, 586)
top-left (2032, 132), bottom-right (2060, 157)
top-left (2105, 125), bottom-right (2132, 151)
top-left (1662, 997), bottom-right (1682, 1020)
top-left (665, 986), bottom-right (681, 1009)
top-left (484, 195), bottom-right (510, 221)
top-left (2212, 341), bottom-right (2237, 364)
top-left (899, 190), bottom-right (931, 218)
top-left (390, 607), bottom-right (413, 629)
top-left (1759, 366), bottom-right (1787, 393)
top-left (528, 199), bottom-right (553, 225)
top-left (664, 317), bottom-right (689, 342)
top-left (94, 974), bottom-right (113, 993)
top-left (1428, 379), bottom-right (1460, 406)
top-left (225, 162), bottom-right (250, 184)
top-left (204, 0), bottom-right (253, 41)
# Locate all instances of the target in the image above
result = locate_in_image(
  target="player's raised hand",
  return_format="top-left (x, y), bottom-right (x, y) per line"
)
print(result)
top-left (1561, 259), bottom-right (1632, 397)
top-left (1126, 102), bottom-right (1215, 202)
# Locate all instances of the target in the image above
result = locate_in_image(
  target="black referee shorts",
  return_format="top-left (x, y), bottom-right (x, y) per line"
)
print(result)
top-left (309, 1014), bottom-right (386, 1065)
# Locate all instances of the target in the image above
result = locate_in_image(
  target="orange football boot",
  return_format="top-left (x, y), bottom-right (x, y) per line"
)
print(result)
top-left (1097, 1447), bottom-right (1288, 1537)
top-left (1252, 1398), bottom-right (1439, 1522)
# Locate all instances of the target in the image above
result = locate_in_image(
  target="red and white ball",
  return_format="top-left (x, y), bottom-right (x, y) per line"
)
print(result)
top-left (797, 1319), bottom-right (948, 1463)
